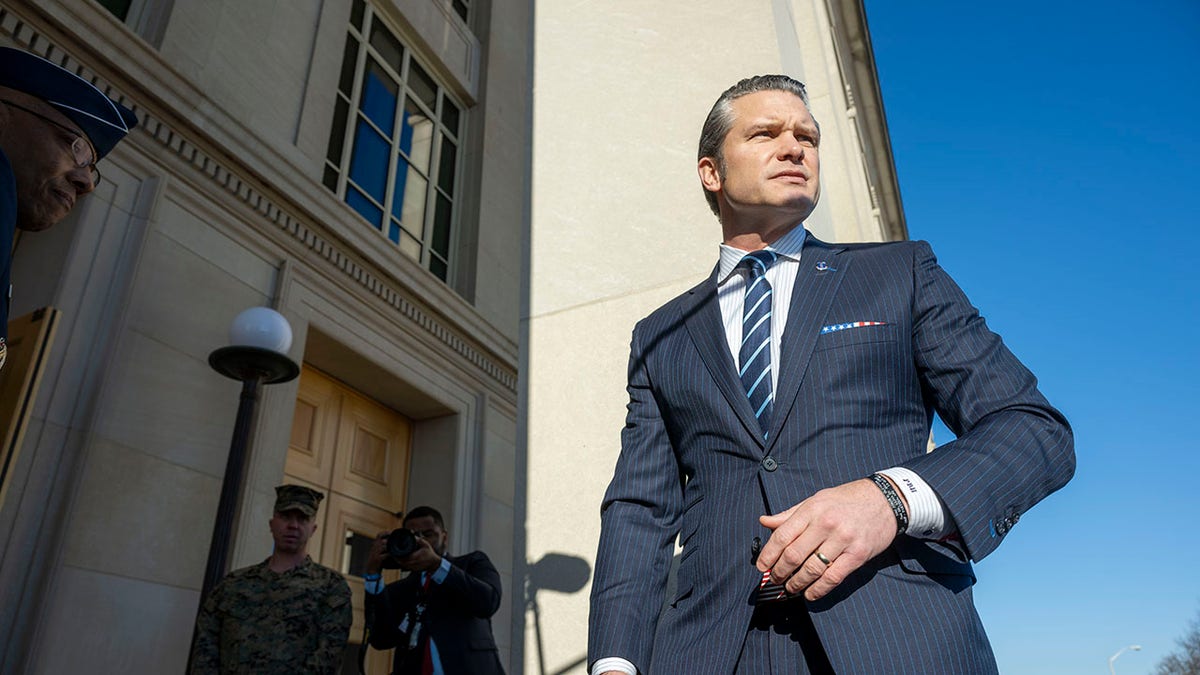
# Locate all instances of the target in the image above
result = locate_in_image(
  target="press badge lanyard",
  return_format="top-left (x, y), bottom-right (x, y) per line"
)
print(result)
top-left (400, 573), bottom-right (434, 649)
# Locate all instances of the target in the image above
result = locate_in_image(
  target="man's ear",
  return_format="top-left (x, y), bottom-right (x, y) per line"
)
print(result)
top-left (697, 156), bottom-right (722, 194)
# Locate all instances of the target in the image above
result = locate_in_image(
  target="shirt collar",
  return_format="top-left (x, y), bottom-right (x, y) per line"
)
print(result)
top-left (718, 224), bottom-right (808, 284)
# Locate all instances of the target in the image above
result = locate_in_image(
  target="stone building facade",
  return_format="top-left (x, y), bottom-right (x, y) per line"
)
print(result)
top-left (0, 0), bottom-right (530, 673)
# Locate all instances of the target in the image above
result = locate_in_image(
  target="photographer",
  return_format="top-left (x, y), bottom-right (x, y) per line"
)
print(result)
top-left (363, 506), bottom-right (505, 675)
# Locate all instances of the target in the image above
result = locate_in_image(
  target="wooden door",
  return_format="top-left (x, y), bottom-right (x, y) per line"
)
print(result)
top-left (286, 365), bottom-right (412, 675)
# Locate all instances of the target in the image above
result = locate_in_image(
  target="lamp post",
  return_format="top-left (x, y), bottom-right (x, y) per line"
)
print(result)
top-left (198, 307), bottom-right (300, 602)
top-left (1108, 644), bottom-right (1142, 675)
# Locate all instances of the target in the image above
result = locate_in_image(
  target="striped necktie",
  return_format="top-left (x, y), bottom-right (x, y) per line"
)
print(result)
top-left (737, 250), bottom-right (777, 437)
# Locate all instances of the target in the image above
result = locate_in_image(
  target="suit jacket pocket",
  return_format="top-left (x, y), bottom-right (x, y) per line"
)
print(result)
top-left (893, 537), bottom-right (975, 584)
top-left (815, 323), bottom-right (898, 351)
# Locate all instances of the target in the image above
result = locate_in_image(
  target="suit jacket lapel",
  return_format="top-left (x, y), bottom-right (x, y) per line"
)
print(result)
top-left (766, 238), bottom-right (849, 451)
top-left (681, 266), bottom-right (767, 449)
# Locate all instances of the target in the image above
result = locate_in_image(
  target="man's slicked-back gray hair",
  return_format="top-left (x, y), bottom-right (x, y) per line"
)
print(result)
top-left (697, 75), bottom-right (812, 216)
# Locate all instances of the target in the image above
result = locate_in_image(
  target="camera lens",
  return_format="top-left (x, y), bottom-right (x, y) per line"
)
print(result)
top-left (381, 528), bottom-right (418, 568)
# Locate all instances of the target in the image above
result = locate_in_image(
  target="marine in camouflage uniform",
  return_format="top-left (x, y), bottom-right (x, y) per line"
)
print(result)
top-left (190, 485), bottom-right (352, 674)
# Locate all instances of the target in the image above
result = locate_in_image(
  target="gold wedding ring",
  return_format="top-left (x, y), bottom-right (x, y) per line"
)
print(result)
top-left (815, 551), bottom-right (832, 566)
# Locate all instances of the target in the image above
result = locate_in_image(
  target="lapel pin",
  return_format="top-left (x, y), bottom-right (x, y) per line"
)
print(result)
top-left (815, 261), bottom-right (837, 272)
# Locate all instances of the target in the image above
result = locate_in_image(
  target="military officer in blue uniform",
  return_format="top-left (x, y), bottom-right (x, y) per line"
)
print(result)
top-left (0, 46), bottom-right (136, 369)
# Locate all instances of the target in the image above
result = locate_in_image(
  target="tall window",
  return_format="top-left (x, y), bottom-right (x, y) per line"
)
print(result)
top-left (324, 0), bottom-right (464, 281)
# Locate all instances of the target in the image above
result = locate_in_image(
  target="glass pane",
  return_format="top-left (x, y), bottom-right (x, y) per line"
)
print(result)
top-left (348, 118), bottom-right (389, 201)
top-left (407, 61), bottom-right (438, 109)
top-left (388, 220), bottom-right (401, 244)
top-left (360, 59), bottom-right (398, 133)
top-left (452, 0), bottom-right (468, 22)
top-left (346, 186), bottom-right (383, 228)
top-left (350, 0), bottom-right (365, 28)
top-left (432, 192), bottom-right (452, 257)
top-left (338, 34), bottom-right (358, 96)
top-left (399, 230), bottom-right (421, 261)
top-left (98, 0), bottom-right (132, 20)
top-left (440, 95), bottom-right (460, 135)
top-left (399, 96), bottom-right (434, 173)
top-left (437, 137), bottom-right (457, 194)
top-left (343, 529), bottom-right (376, 577)
top-left (326, 97), bottom-right (349, 165)
top-left (322, 164), bottom-right (339, 191)
top-left (369, 20), bottom-right (404, 70)
top-left (392, 156), bottom-right (429, 236)
top-left (429, 254), bottom-right (448, 281)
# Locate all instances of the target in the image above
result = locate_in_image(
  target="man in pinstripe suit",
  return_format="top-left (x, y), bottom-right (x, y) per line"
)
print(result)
top-left (588, 75), bottom-right (1074, 674)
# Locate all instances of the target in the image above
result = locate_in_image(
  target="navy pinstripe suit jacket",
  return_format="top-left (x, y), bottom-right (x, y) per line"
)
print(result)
top-left (588, 235), bottom-right (1074, 674)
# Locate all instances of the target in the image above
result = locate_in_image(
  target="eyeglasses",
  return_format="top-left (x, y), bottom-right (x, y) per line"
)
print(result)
top-left (1, 99), bottom-right (101, 187)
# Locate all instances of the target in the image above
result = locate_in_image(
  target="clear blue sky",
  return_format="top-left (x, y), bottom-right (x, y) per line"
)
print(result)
top-left (862, 1), bottom-right (1200, 673)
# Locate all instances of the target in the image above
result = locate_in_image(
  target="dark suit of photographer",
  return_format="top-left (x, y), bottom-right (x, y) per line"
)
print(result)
top-left (364, 506), bottom-right (505, 675)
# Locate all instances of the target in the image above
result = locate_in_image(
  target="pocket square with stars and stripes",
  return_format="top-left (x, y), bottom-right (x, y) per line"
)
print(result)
top-left (820, 321), bottom-right (888, 335)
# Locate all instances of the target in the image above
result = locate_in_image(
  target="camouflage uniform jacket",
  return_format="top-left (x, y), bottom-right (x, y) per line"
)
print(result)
top-left (191, 556), bottom-right (352, 674)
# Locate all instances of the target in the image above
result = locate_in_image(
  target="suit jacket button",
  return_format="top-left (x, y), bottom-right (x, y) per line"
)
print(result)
top-left (761, 457), bottom-right (778, 472)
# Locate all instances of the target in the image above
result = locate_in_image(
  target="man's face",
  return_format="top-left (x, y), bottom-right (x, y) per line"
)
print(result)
top-left (0, 89), bottom-right (97, 232)
top-left (269, 509), bottom-right (318, 555)
top-left (698, 89), bottom-right (821, 227)
top-left (404, 515), bottom-right (448, 557)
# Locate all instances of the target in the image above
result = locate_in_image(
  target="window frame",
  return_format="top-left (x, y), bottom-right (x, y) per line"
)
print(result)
top-left (324, 1), bottom-right (466, 283)
top-left (450, 0), bottom-right (472, 24)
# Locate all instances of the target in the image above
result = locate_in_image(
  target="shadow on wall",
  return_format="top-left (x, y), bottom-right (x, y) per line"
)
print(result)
top-left (526, 553), bottom-right (592, 675)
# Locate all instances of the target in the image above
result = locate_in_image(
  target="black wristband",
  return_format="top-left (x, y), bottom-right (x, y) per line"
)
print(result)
top-left (870, 473), bottom-right (909, 535)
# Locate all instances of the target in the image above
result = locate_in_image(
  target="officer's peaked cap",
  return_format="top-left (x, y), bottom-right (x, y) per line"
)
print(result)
top-left (0, 47), bottom-right (137, 159)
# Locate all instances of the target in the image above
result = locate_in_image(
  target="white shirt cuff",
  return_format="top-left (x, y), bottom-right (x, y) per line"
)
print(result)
top-left (878, 466), bottom-right (953, 539)
top-left (592, 657), bottom-right (637, 675)
top-left (431, 556), bottom-right (451, 583)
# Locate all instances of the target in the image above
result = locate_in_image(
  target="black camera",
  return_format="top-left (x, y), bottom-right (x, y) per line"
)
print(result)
top-left (381, 528), bottom-right (420, 569)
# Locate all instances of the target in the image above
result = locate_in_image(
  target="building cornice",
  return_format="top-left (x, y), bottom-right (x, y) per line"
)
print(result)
top-left (826, 0), bottom-right (908, 242)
